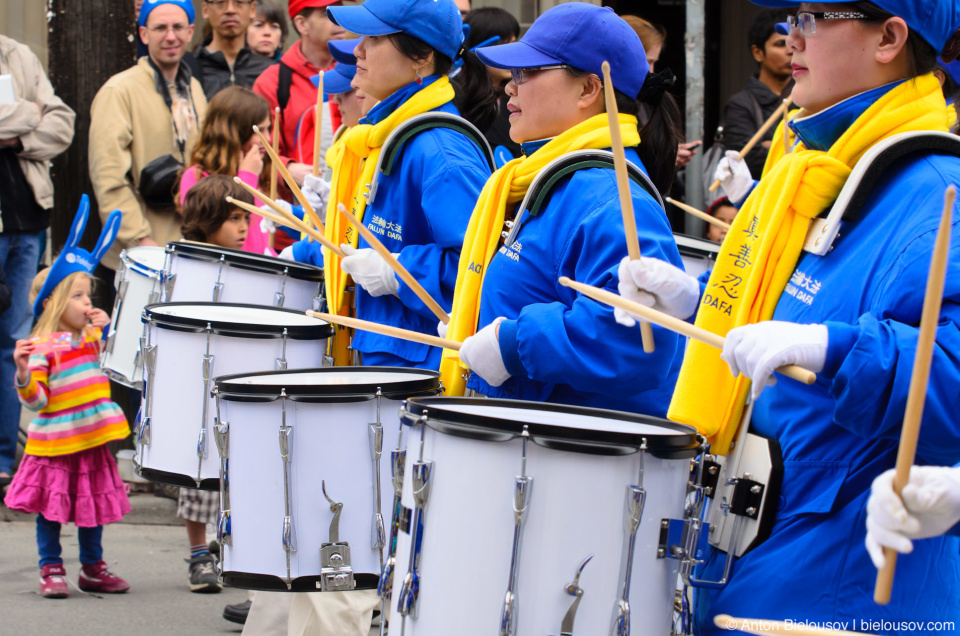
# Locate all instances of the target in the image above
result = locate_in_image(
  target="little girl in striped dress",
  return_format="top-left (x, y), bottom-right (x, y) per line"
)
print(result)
top-left (4, 201), bottom-right (131, 599)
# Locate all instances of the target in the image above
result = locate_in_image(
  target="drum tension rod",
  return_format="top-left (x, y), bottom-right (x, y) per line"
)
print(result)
top-left (499, 426), bottom-right (534, 636)
top-left (398, 411), bottom-right (434, 627)
top-left (611, 438), bottom-right (647, 636)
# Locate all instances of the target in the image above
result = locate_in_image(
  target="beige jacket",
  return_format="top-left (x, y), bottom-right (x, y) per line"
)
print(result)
top-left (89, 57), bottom-right (207, 269)
top-left (0, 35), bottom-right (76, 215)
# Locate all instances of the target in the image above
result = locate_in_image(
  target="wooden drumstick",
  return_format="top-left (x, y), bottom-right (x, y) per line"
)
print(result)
top-left (709, 96), bottom-right (793, 192)
top-left (558, 276), bottom-right (817, 385)
top-left (230, 179), bottom-right (346, 258)
top-left (874, 185), bottom-right (955, 605)
top-left (226, 196), bottom-right (346, 259)
top-left (602, 61), bottom-right (655, 354)
top-left (336, 203), bottom-right (451, 324)
top-left (665, 197), bottom-right (731, 231)
top-left (313, 72), bottom-right (324, 177)
top-left (307, 311), bottom-right (460, 351)
top-left (714, 614), bottom-right (862, 635)
top-left (252, 125), bottom-right (325, 232)
top-left (269, 106), bottom-right (280, 201)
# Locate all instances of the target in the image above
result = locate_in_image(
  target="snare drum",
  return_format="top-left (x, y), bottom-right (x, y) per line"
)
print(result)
top-left (164, 241), bottom-right (324, 311)
top-left (211, 367), bottom-right (442, 592)
top-left (386, 397), bottom-right (699, 636)
top-left (136, 303), bottom-right (334, 490)
top-left (674, 233), bottom-right (720, 279)
top-left (101, 246), bottom-right (167, 387)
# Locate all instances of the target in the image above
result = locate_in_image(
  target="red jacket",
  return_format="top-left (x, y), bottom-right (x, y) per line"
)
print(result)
top-left (253, 40), bottom-right (341, 167)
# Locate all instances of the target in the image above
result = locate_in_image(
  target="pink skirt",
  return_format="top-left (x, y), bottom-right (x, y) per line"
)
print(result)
top-left (3, 445), bottom-right (131, 527)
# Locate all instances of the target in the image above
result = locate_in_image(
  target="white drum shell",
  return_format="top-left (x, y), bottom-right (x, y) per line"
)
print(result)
top-left (219, 398), bottom-right (401, 589)
top-left (387, 421), bottom-right (689, 635)
top-left (138, 324), bottom-right (327, 487)
top-left (165, 250), bottom-right (321, 311)
top-left (675, 233), bottom-right (719, 279)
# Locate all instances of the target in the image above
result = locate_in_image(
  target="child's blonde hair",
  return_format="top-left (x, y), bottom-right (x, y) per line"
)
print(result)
top-left (29, 270), bottom-right (94, 338)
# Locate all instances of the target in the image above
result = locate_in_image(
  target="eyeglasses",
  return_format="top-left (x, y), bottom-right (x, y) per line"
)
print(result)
top-left (148, 24), bottom-right (191, 36)
top-left (785, 11), bottom-right (868, 36)
top-left (510, 64), bottom-right (569, 86)
top-left (203, 0), bottom-right (255, 8)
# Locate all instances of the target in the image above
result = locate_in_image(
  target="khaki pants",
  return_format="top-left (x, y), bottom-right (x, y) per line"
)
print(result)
top-left (242, 589), bottom-right (379, 636)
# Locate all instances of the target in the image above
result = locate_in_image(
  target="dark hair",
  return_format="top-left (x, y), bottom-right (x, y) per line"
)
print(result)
top-left (254, 0), bottom-right (289, 50)
top-left (848, 1), bottom-right (938, 77)
top-left (566, 67), bottom-right (684, 194)
top-left (463, 7), bottom-right (520, 49)
top-left (181, 175), bottom-right (254, 242)
top-left (748, 9), bottom-right (788, 53)
top-left (388, 32), bottom-right (498, 132)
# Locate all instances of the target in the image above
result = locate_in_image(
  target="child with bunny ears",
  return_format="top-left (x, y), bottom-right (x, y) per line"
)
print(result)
top-left (4, 197), bottom-right (132, 599)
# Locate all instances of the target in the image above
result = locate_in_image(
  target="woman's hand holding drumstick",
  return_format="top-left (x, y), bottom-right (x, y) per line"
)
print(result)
top-left (252, 125), bottom-right (325, 232)
top-left (336, 203), bottom-right (451, 324)
top-left (665, 197), bottom-right (731, 231)
top-left (307, 311), bottom-right (460, 351)
top-left (558, 276), bottom-right (817, 385)
top-left (602, 60), bottom-right (655, 354)
top-left (709, 97), bottom-right (793, 192)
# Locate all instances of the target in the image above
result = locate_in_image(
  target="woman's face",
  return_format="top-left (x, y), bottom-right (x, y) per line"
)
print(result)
top-left (504, 68), bottom-right (601, 144)
top-left (241, 116), bottom-right (271, 154)
top-left (247, 16), bottom-right (282, 57)
top-left (354, 35), bottom-right (430, 101)
top-left (645, 44), bottom-right (662, 70)
top-left (332, 89), bottom-right (362, 128)
top-left (707, 204), bottom-right (738, 243)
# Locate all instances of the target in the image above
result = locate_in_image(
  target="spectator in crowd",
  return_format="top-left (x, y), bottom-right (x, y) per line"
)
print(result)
top-left (194, 0), bottom-right (275, 99)
top-left (455, 0), bottom-right (471, 18)
top-left (704, 196), bottom-right (737, 243)
top-left (0, 32), bottom-right (76, 491)
top-left (253, 0), bottom-right (345, 182)
top-left (88, 0), bottom-right (207, 281)
top-left (247, 0), bottom-right (289, 61)
top-left (721, 8), bottom-right (793, 179)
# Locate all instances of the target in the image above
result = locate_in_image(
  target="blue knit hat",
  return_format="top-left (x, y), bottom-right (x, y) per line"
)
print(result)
top-left (139, 0), bottom-right (196, 28)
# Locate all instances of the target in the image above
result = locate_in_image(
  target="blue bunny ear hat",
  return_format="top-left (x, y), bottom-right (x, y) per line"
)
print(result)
top-left (33, 195), bottom-right (123, 318)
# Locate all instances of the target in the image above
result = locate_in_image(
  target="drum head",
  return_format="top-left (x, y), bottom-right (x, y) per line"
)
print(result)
top-left (215, 366), bottom-right (441, 403)
top-left (403, 397), bottom-right (699, 458)
top-left (143, 302), bottom-right (334, 339)
top-left (167, 241), bottom-right (324, 282)
top-left (123, 245), bottom-right (167, 273)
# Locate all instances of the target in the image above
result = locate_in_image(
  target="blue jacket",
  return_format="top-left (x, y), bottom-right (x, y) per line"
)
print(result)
top-left (350, 78), bottom-right (491, 369)
top-left (696, 86), bottom-right (960, 634)
top-left (290, 236), bottom-right (324, 268)
top-left (466, 143), bottom-right (684, 416)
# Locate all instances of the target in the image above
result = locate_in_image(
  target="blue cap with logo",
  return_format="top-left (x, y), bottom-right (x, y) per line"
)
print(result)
top-left (34, 196), bottom-right (122, 318)
top-left (756, 0), bottom-right (960, 53)
top-left (312, 64), bottom-right (357, 95)
top-left (327, 0), bottom-right (465, 63)
top-left (138, 0), bottom-right (196, 27)
top-left (328, 38), bottom-right (360, 65)
top-left (475, 3), bottom-right (649, 99)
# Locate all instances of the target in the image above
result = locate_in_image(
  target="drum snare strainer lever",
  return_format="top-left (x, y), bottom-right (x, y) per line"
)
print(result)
top-left (319, 481), bottom-right (356, 591)
top-left (557, 554), bottom-right (593, 636)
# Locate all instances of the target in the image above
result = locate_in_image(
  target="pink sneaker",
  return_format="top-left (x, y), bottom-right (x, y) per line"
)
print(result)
top-left (39, 563), bottom-right (69, 599)
top-left (78, 560), bottom-right (130, 594)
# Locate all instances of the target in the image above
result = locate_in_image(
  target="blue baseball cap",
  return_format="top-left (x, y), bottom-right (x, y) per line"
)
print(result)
top-left (328, 38), bottom-right (360, 65)
top-left (328, 0), bottom-right (465, 63)
top-left (755, 1), bottom-right (960, 53)
top-left (34, 196), bottom-right (122, 318)
top-left (316, 64), bottom-right (357, 95)
top-left (138, 0), bottom-right (195, 27)
top-left (476, 4), bottom-right (649, 99)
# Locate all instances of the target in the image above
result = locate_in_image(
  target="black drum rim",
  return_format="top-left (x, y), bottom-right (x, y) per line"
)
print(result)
top-left (142, 302), bottom-right (334, 340)
top-left (167, 241), bottom-right (324, 282)
top-left (214, 366), bottom-right (441, 402)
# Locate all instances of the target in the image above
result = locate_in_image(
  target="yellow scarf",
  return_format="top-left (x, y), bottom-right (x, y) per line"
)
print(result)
top-left (323, 77), bottom-right (456, 315)
top-left (668, 74), bottom-right (952, 454)
top-left (440, 113), bottom-right (641, 395)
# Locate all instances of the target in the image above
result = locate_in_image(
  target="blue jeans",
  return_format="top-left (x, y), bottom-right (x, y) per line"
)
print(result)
top-left (0, 232), bottom-right (42, 475)
top-left (36, 514), bottom-right (104, 568)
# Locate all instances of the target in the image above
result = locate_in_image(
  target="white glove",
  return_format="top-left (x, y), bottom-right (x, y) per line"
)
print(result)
top-left (302, 174), bottom-right (331, 212)
top-left (865, 466), bottom-right (960, 569)
top-left (339, 244), bottom-right (399, 297)
top-left (721, 321), bottom-right (827, 399)
top-left (259, 200), bottom-right (294, 234)
top-left (459, 317), bottom-right (510, 387)
top-left (437, 319), bottom-right (448, 339)
top-left (615, 256), bottom-right (701, 325)
top-left (278, 245), bottom-right (296, 261)
top-left (714, 150), bottom-right (755, 204)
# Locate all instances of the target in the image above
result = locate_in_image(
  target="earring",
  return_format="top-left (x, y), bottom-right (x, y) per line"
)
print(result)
top-left (415, 68), bottom-right (423, 85)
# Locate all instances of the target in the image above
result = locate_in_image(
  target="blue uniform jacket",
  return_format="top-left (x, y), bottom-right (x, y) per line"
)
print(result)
top-left (350, 78), bottom-right (491, 369)
top-left (466, 144), bottom-right (684, 416)
top-left (696, 87), bottom-right (960, 634)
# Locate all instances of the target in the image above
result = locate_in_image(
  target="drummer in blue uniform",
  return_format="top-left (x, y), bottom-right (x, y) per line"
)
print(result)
top-left (322, 0), bottom-right (494, 370)
top-left (617, 1), bottom-right (960, 632)
top-left (440, 2), bottom-right (686, 415)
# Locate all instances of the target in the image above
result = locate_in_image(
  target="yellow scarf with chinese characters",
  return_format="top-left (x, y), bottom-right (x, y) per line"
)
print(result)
top-left (667, 74), bottom-right (952, 454)
top-left (439, 113), bottom-right (641, 396)
top-left (323, 77), bottom-right (456, 316)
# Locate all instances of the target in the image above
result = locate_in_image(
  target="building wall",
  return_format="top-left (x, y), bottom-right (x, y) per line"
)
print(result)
top-left (0, 0), bottom-right (50, 67)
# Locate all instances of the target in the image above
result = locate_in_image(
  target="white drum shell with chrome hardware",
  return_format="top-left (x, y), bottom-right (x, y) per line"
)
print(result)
top-left (674, 233), bottom-right (720, 279)
top-left (101, 246), bottom-right (167, 388)
top-left (136, 305), bottom-right (331, 490)
top-left (387, 402), bottom-right (692, 636)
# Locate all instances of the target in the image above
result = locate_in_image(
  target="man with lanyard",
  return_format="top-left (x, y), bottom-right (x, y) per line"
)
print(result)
top-left (89, 0), bottom-right (206, 280)
top-left (194, 0), bottom-right (274, 99)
